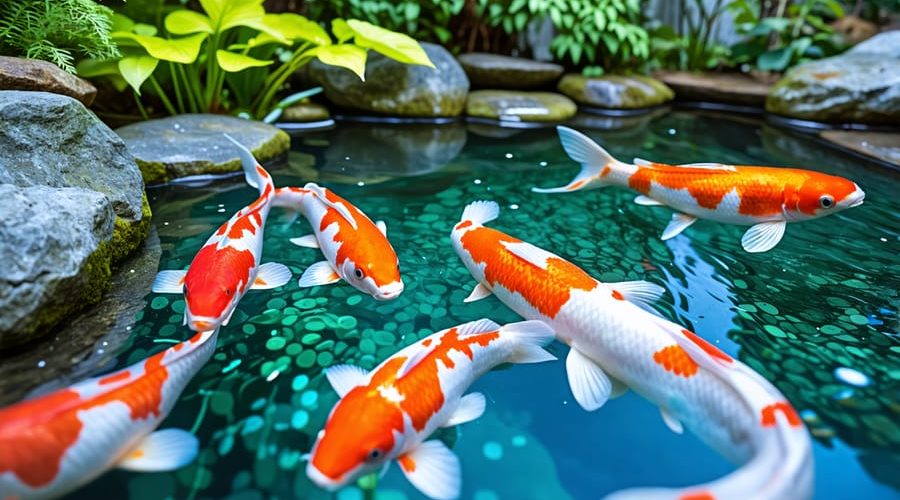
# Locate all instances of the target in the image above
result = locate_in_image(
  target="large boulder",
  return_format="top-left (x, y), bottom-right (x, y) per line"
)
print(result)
top-left (766, 31), bottom-right (900, 124)
top-left (0, 56), bottom-right (97, 106)
top-left (0, 91), bottom-right (149, 262)
top-left (466, 90), bottom-right (576, 122)
top-left (558, 74), bottom-right (674, 109)
top-left (0, 185), bottom-right (113, 349)
top-left (458, 53), bottom-right (563, 89)
top-left (309, 43), bottom-right (469, 117)
top-left (656, 71), bottom-right (771, 107)
top-left (116, 114), bottom-right (290, 184)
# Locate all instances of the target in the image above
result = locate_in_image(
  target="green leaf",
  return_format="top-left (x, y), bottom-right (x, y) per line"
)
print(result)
top-left (114, 32), bottom-right (207, 64)
top-left (118, 55), bottom-right (159, 94)
top-left (757, 47), bottom-right (792, 71)
top-left (346, 19), bottom-right (434, 68)
top-left (216, 50), bottom-right (273, 72)
top-left (263, 13), bottom-right (331, 45)
top-left (332, 19), bottom-right (354, 43)
top-left (77, 59), bottom-right (121, 78)
top-left (110, 13), bottom-right (135, 32)
top-left (165, 10), bottom-right (214, 35)
top-left (133, 23), bottom-right (158, 37)
top-left (199, 0), bottom-right (264, 32)
top-left (314, 44), bottom-right (368, 81)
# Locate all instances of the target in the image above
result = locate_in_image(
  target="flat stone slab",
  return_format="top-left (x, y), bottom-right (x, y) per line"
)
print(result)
top-left (281, 102), bottom-right (330, 122)
top-left (0, 56), bottom-right (97, 106)
top-left (467, 90), bottom-right (576, 122)
top-left (116, 114), bottom-right (290, 184)
top-left (558, 74), bottom-right (674, 109)
top-left (458, 53), bottom-right (563, 89)
top-left (656, 71), bottom-right (771, 107)
top-left (819, 131), bottom-right (900, 167)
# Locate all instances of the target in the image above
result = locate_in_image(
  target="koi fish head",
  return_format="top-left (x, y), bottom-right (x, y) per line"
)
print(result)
top-left (338, 257), bottom-right (403, 301)
top-left (183, 245), bottom-right (256, 331)
top-left (786, 173), bottom-right (864, 220)
top-left (307, 388), bottom-right (404, 490)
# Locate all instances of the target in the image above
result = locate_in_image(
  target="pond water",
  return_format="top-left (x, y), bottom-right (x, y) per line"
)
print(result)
top-left (75, 110), bottom-right (898, 499)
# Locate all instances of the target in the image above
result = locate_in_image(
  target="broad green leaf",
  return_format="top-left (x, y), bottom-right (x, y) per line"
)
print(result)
top-left (110, 13), bottom-right (135, 32)
top-left (133, 23), bottom-right (158, 37)
top-left (77, 59), bottom-right (121, 78)
top-left (115, 32), bottom-right (207, 64)
top-left (263, 13), bottom-right (330, 45)
top-left (199, 0), bottom-right (264, 32)
top-left (313, 44), bottom-right (368, 81)
top-left (165, 10), bottom-right (214, 35)
top-left (346, 19), bottom-right (434, 68)
top-left (332, 19), bottom-right (354, 43)
top-left (118, 55), bottom-right (159, 94)
top-left (216, 50), bottom-right (273, 72)
top-left (758, 47), bottom-right (792, 71)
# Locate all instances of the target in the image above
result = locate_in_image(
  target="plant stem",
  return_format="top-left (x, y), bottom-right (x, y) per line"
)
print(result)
top-left (254, 52), bottom-right (314, 120)
top-left (176, 63), bottom-right (200, 113)
top-left (169, 62), bottom-right (186, 114)
top-left (148, 75), bottom-right (177, 115)
top-left (133, 91), bottom-right (149, 120)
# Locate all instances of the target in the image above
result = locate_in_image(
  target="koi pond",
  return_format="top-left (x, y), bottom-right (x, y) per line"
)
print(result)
top-left (58, 111), bottom-right (900, 498)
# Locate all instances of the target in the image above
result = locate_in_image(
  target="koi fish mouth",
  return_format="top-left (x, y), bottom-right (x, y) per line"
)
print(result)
top-left (846, 190), bottom-right (865, 208)
top-left (375, 281), bottom-right (404, 301)
top-left (306, 463), bottom-right (344, 491)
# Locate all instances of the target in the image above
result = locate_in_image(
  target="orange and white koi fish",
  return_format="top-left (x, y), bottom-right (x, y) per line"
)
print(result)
top-left (151, 135), bottom-right (291, 331)
top-left (272, 184), bottom-right (403, 300)
top-left (0, 329), bottom-right (217, 499)
top-left (534, 126), bottom-right (865, 253)
top-left (307, 319), bottom-right (555, 500)
top-left (451, 201), bottom-right (813, 500)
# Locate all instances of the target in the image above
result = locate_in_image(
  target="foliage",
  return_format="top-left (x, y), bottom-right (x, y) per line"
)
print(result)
top-left (728, 0), bottom-right (847, 72)
top-left (78, 0), bottom-right (433, 120)
top-left (0, 0), bottom-right (119, 74)
top-left (647, 0), bottom-right (732, 71)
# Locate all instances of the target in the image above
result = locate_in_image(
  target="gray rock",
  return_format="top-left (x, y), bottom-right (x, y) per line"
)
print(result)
top-left (281, 102), bottom-right (330, 122)
top-left (309, 43), bottom-right (469, 117)
top-left (766, 51), bottom-right (900, 124)
top-left (558, 74), bottom-right (674, 109)
top-left (0, 56), bottom-right (97, 106)
top-left (0, 91), bottom-right (149, 262)
top-left (656, 71), bottom-right (771, 107)
top-left (846, 30), bottom-right (900, 56)
top-left (458, 53), bottom-right (563, 89)
top-left (116, 113), bottom-right (290, 184)
top-left (0, 185), bottom-right (114, 349)
top-left (466, 90), bottom-right (576, 122)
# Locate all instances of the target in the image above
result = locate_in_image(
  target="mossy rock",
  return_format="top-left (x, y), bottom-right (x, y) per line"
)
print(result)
top-left (458, 53), bottom-right (563, 89)
top-left (281, 102), bottom-right (330, 122)
top-left (466, 90), bottom-right (576, 122)
top-left (116, 114), bottom-right (291, 184)
top-left (111, 191), bottom-right (152, 263)
top-left (558, 74), bottom-right (674, 109)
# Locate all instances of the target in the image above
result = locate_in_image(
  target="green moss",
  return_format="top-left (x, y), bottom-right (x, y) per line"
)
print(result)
top-left (558, 74), bottom-right (674, 109)
top-left (110, 190), bottom-right (152, 263)
top-left (138, 160), bottom-right (169, 185)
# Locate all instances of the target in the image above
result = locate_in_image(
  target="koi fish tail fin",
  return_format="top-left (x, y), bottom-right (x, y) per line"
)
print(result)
top-left (501, 320), bottom-right (557, 364)
top-left (533, 126), bottom-right (627, 194)
top-left (223, 134), bottom-right (274, 196)
top-left (459, 200), bottom-right (499, 227)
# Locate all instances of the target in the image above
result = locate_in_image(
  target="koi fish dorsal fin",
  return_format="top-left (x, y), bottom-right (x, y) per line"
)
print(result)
top-left (304, 183), bottom-right (358, 229)
top-left (634, 157), bottom-right (736, 172)
top-left (500, 240), bottom-right (556, 270)
top-left (325, 364), bottom-right (369, 397)
top-left (456, 318), bottom-right (502, 337)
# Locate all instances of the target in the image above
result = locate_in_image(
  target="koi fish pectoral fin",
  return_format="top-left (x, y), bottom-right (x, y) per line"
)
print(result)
top-left (741, 221), bottom-right (786, 253)
top-left (376, 220), bottom-right (387, 236)
top-left (324, 364), bottom-right (369, 397)
top-left (289, 234), bottom-right (320, 248)
top-left (116, 429), bottom-right (198, 472)
top-left (151, 270), bottom-right (187, 294)
top-left (298, 261), bottom-right (341, 288)
top-left (250, 262), bottom-right (292, 290)
top-left (442, 392), bottom-right (486, 427)
top-left (463, 283), bottom-right (492, 303)
top-left (661, 213), bottom-right (697, 240)
top-left (566, 348), bottom-right (617, 411)
top-left (398, 440), bottom-right (461, 500)
top-left (660, 407), bottom-right (684, 434)
top-left (634, 195), bottom-right (664, 206)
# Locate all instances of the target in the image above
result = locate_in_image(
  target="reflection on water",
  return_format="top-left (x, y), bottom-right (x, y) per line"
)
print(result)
top-left (41, 111), bottom-right (900, 499)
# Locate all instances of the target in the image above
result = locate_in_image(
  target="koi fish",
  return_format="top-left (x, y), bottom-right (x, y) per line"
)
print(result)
top-left (272, 184), bottom-right (403, 300)
top-left (306, 319), bottom-right (556, 500)
top-left (451, 201), bottom-right (814, 500)
top-left (151, 135), bottom-right (291, 331)
top-left (533, 126), bottom-right (865, 253)
top-left (0, 329), bottom-right (217, 499)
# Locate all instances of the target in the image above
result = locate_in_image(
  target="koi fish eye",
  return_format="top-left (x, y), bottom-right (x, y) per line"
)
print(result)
top-left (354, 268), bottom-right (365, 280)
top-left (819, 195), bottom-right (835, 209)
top-left (224, 288), bottom-right (234, 296)
top-left (365, 449), bottom-right (382, 461)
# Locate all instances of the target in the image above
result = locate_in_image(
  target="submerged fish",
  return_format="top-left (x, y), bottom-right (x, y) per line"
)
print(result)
top-left (306, 319), bottom-right (556, 499)
top-left (274, 184), bottom-right (403, 300)
top-left (0, 330), bottom-right (217, 499)
top-left (151, 135), bottom-right (291, 331)
top-left (451, 201), bottom-right (813, 500)
top-left (534, 126), bottom-right (865, 253)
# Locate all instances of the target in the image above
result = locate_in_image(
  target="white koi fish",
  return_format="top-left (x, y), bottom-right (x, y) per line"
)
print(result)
top-left (151, 135), bottom-right (291, 330)
top-left (306, 319), bottom-right (556, 500)
top-left (451, 201), bottom-right (814, 500)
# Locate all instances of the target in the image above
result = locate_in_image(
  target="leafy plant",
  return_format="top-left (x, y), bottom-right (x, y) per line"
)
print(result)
top-left (79, 0), bottom-right (433, 120)
top-left (647, 0), bottom-right (733, 71)
top-left (729, 0), bottom-right (847, 72)
top-left (0, 0), bottom-right (119, 73)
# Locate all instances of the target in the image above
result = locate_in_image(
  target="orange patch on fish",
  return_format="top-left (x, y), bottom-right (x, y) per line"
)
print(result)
top-left (611, 290), bottom-right (625, 301)
top-left (398, 454), bottom-right (416, 473)
top-left (761, 402), bottom-right (802, 428)
top-left (460, 226), bottom-right (597, 318)
top-left (184, 245), bottom-right (255, 318)
top-left (99, 370), bottom-right (131, 385)
top-left (653, 345), bottom-right (699, 378)
top-left (681, 329), bottom-right (732, 364)
top-left (568, 180), bottom-right (586, 191)
top-left (455, 220), bottom-right (472, 230)
top-left (680, 492), bottom-right (716, 500)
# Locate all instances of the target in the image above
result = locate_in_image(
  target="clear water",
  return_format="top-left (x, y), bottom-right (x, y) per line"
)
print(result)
top-left (75, 111), bottom-right (899, 499)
